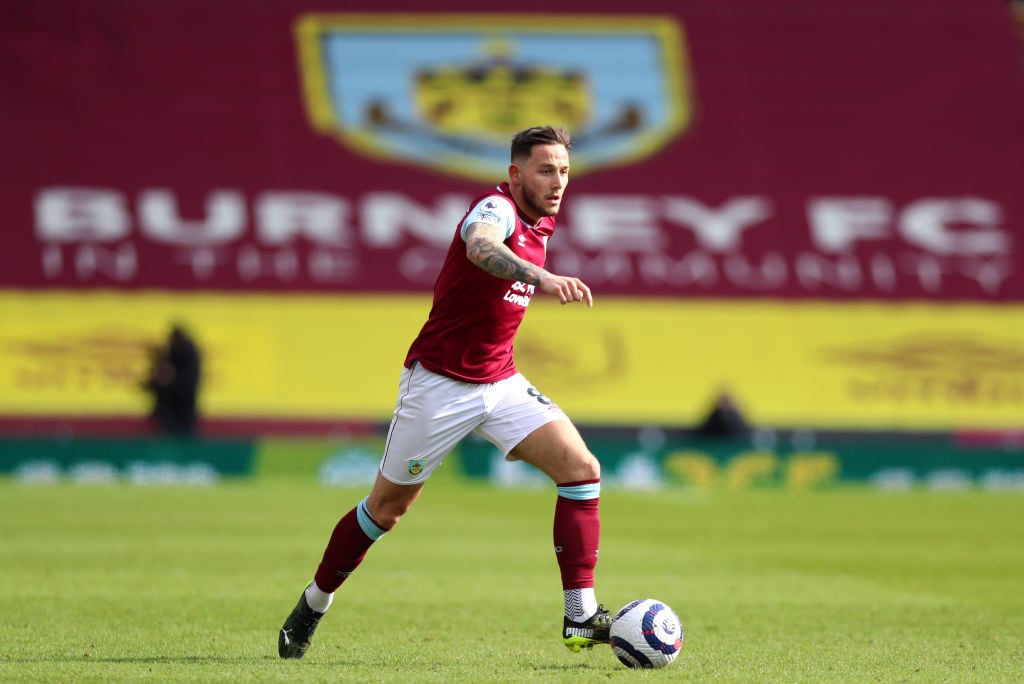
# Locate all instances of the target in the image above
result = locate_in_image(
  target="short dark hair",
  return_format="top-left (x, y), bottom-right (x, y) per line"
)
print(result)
top-left (510, 125), bottom-right (571, 162)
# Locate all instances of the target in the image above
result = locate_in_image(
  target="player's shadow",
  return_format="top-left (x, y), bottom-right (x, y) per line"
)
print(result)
top-left (522, 662), bottom-right (608, 673)
top-left (10, 655), bottom-right (253, 664)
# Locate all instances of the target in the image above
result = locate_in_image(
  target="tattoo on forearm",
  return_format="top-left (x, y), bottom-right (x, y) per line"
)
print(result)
top-left (467, 228), bottom-right (543, 285)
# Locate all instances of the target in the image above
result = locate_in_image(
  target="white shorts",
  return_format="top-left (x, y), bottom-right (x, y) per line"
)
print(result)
top-left (379, 363), bottom-right (568, 485)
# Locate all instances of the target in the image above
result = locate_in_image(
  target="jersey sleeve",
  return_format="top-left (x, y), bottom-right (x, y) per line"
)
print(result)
top-left (460, 195), bottom-right (517, 241)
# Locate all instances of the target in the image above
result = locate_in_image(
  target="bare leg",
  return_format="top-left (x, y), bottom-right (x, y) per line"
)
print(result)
top-left (364, 471), bottom-right (425, 529)
top-left (508, 419), bottom-right (600, 482)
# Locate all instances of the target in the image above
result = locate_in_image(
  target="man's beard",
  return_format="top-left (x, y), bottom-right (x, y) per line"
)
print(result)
top-left (522, 184), bottom-right (558, 219)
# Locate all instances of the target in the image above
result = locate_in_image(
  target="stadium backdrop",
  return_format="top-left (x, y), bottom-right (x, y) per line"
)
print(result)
top-left (1, 0), bottom-right (1022, 445)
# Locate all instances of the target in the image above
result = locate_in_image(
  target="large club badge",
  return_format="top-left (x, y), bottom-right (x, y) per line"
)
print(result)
top-left (295, 13), bottom-right (693, 180)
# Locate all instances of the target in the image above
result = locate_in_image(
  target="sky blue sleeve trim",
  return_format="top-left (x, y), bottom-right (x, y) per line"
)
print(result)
top-left (556, 482), bottom-right (601, 500)
top-left (357, 497), bottom-right (387, 541)
top-left (460, 194), bottom-right (516, 241)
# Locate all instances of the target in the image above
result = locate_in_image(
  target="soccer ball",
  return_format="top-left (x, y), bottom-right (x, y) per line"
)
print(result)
top-left (609, 598), bottom-right (684, 669)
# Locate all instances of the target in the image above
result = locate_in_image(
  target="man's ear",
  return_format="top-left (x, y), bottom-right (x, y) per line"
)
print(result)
top-left (508, 163), bottom-right (521, 184)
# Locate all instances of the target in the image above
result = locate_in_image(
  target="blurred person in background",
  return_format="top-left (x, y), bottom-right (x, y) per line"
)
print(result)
top-left (278, 125), bottom-right (611, 660)
top-left (140, 324), bottom-right (201, 437)
top-left (693, 391), bottom-right (752, 439)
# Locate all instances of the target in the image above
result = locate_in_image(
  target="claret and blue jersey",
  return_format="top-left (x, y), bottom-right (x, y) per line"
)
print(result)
top-left (404, 182), bottom-right (556, 384)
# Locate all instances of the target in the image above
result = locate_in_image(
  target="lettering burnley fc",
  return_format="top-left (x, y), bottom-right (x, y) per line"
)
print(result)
top-left (32, 187), bottom-right (1013, 298)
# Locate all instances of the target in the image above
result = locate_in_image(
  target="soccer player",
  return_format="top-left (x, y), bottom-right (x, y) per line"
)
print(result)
top-left (278, 125), bottom-right (610, 658)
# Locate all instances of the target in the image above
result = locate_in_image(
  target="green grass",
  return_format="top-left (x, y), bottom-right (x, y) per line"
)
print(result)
top-left (1, 479), bottom-right (1022, 682)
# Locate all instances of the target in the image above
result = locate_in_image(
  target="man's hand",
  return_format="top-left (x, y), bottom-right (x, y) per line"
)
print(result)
top-left (539, 273), bottom-right (593, 307)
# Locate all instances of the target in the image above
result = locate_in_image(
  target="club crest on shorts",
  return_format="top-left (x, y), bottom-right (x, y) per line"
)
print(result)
top-left (294, 13), bottom-right (693, 181)
top-left (407, 459), bottom-right (426, 476)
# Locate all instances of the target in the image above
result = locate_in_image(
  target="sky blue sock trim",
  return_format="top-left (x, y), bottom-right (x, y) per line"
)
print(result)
top-left (556, 482), bottom-right (601, 500)
top-left (356, 498), bottom-right (387, 541)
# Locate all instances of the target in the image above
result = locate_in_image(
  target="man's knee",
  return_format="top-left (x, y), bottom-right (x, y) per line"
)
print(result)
top-left (561, 447), bottom-right (600, 482)
top-left (577, 451), bottom-right (600, 481)
top-left (365, 501), bottom-right (404, 530)
top-left (365, 475), bottom-right (423, 530)
top-left (512, 420), bottom-right (601, 483)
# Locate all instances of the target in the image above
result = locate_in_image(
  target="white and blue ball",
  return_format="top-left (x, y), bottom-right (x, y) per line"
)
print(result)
top-left (609, 598), bottom-right (683, 669)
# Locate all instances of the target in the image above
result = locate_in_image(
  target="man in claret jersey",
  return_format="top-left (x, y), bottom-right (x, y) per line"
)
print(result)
top-left (278, 125), bottom-right (611, 659)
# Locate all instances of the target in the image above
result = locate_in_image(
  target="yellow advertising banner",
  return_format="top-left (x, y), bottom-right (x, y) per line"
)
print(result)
top-left (519, 298), bottom-right (1024, 430)
top-left (1, 291), bottom-right (1021, 430)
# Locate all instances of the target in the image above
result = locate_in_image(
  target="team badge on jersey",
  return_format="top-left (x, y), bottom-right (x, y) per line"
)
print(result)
top-left (407, 459), bottom-right (426, 476)
top-left (294, 13), bottom-right (693, 181)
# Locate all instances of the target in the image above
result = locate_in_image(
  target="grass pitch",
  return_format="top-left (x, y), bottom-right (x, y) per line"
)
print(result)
top-left (1, 477), bottom-right (1022, 682)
